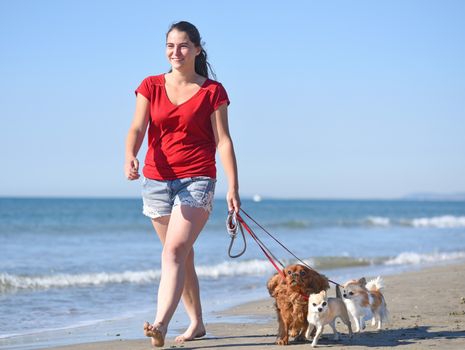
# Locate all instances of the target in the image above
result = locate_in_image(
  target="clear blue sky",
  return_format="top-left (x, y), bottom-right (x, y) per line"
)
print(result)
top-left (1, 0), bottom-right (464, 199)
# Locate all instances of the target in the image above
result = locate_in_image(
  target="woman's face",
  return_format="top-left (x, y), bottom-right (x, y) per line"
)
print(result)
top-left (165, 29), bottom-right (200, 71)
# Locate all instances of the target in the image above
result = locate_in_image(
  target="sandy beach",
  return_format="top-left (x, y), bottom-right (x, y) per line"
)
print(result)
top-left (47, 262), bottom-right (465, 350)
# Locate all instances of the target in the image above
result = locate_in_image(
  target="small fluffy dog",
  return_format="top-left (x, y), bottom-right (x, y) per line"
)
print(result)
top-left (342, 276), bottom-right (388, 332)
top-left (267, 264), bottom-right (329, 345)
top-left (306, 290), bottom-right (352, 347)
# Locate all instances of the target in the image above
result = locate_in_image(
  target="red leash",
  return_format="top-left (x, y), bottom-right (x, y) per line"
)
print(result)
top-left (235, 213), bottom-right (286, 279)
top-left (228, 209), bottom-right (342, 291)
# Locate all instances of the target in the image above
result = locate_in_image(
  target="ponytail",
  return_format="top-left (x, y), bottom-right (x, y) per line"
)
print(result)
top-left (195, 48), bottom-right (215, 80)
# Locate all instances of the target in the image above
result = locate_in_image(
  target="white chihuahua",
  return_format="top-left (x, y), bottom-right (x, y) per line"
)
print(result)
top-left (306, 290), bottom-right (352, 347)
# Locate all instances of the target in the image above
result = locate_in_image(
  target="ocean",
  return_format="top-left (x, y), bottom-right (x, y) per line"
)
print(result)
top-left (1, 197), bottom-right (465, 349)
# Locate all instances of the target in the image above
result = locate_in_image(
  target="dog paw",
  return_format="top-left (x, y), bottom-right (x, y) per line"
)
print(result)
top-left (276, 338), bottom-right (288, 345)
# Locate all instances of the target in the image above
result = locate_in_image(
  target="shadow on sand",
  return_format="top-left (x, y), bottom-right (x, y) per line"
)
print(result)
top-left (172, 326), bottom-right (465, 349)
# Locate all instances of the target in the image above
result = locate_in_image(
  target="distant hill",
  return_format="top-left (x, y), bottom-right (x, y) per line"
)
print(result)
top-left (403, 192), bottom-right (465, 201)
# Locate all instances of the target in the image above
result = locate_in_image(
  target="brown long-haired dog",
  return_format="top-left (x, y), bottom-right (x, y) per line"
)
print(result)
top-left (267, 264), bottom-right (330, 345)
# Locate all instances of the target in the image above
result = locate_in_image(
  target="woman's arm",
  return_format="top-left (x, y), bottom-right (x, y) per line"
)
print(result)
top-left (125, 94), bottom-right (150, 180)
top-left (210, 104), bottom-right (241, 212)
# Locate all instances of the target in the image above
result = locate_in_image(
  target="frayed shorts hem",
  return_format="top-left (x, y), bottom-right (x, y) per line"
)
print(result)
top-left (142, 202), bottom-right (212, 219)
top-left (142, 205), bottom-right (170, 219)
top-left (141, 176), bottom-right (216, 219)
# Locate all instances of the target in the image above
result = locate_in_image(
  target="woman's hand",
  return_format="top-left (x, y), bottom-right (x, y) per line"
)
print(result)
top-left (125, 93), bottom-right (150, 181)
top-left (227, 189), bottom-right (241, 213)
top-left (125, 158), bottom-right (140, 180)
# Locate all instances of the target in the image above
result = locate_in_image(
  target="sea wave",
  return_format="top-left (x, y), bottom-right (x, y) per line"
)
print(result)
top-left (0, 270), bottom-right (162, 293)
top-left (364, 215), bottom-right (465, 228)
top-left (384, 251), bottom-right (465, 265)
top-left (269, 220), bottom-right (311, 229)
top-left (364, 216), bottom-right (391, 227)
top-left (210, 215), bottom-right (465, 230)
top-left (3, 251), bottom-right (464, 293)
top-left (0, 257), bottom-right (370, 293)
top-left (0, 260), bottom-right (276, 293)
top-left (401, 215), bottom-right (465, 228)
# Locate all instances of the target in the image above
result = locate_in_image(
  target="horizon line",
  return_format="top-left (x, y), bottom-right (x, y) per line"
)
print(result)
top-left (1, 194), bottom-right (465, 202)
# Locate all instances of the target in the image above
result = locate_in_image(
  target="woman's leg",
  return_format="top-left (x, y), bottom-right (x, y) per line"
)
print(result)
top-left (145, 205), bottom-right (209, 346)
top-left (149, 214), bottom-right (206, 342)
top-left (174, 247), bottom-right (206, 342)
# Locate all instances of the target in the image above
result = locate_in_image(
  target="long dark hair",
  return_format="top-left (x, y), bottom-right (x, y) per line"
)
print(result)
top-left (166, 21), bottom-right (216, 79)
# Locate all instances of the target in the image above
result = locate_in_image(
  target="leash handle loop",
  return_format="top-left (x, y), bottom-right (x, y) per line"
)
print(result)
top-left (226, 210), bottom-right (238, 237)
top-left (226, 210), bottom-right (247, 258)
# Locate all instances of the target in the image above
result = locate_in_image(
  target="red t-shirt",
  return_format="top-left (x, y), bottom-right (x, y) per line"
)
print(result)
top-left (135, 74), bottom-right (230, 180)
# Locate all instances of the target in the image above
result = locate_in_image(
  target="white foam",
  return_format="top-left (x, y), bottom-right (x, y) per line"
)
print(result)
top-left (196, 259), bottom-right (274, 278)
top-left (404, 215), bottom-right (465, 228)
top-left (384, 251), bottom-right (465, 265)
top-left (0, 259), bottom-right (276, 293)
top-left (4, 249), bottom-right (464, 293)
top-left (0, 270), bottom-right (161, 292)
top-left (365, 216), bottom-right (391, 226)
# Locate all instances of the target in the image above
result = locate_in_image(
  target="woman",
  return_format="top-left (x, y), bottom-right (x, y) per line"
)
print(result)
top-left (124, 21), bottom-right (240, 347)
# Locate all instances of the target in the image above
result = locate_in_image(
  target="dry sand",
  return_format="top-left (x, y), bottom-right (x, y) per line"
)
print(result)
top-left (50, 263), bottom-right (465, 350)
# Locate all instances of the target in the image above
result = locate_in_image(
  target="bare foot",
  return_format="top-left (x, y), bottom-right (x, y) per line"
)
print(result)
top-left (143, 321), bottom-right (166, 347)
top-left (175, 323), bottom-right (206, 343)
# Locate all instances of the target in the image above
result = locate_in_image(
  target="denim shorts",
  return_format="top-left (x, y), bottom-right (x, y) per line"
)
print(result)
top-left (141, 176), bottom-right (217, 219)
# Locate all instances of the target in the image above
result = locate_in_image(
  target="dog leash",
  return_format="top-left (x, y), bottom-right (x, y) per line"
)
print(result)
top-left (226, 208), bottom-right (343, 296)
top-left (227, 210), bottom-right (286, 279)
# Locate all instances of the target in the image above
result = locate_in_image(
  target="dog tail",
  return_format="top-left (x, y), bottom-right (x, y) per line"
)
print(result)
top-left (366, 276), bottom-right (384, 291)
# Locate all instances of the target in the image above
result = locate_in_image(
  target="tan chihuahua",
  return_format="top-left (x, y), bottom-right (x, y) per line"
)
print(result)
top-left (306, 290), bottom-right (353, 347)
top-left (342, 276), bottom-right (388, 332)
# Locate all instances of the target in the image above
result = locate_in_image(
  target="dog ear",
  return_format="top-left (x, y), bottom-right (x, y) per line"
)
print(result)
top-left (358, 277), bottom-right (367, 286)
top-left (306, 270), bottom-right (329, 292)
top-left (320, 290), bottom-right (326, 297)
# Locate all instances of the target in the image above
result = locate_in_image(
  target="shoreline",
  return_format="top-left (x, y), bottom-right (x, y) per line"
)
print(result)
top-left (43, 262), bottom-right (465, 349)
